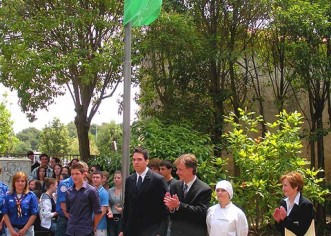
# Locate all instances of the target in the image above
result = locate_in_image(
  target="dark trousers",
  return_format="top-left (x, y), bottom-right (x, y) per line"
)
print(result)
top-left (55, 215), bottom-right (68, 236)
top-left (107, 215), bottom-right (121, 236)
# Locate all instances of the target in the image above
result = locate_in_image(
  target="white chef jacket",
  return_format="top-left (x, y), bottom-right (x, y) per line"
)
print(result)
top-left (206, 202), bottom-right (248, 236)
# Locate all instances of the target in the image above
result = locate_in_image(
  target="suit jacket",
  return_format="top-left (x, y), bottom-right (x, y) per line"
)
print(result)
top-left (121, 169), bottom-right (168, 236)
top-left (169, 178), bottom-right (212, 236)
top-left (275, 193), bottom-right (314, 236)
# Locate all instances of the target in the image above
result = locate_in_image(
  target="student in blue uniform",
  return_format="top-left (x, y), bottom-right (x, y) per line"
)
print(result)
top-left (0, 167), bottom-right (9, 236)
top-left (3, 171), bottom-right (39, 236)
top-left (55, 170), bottom-right (74, 236)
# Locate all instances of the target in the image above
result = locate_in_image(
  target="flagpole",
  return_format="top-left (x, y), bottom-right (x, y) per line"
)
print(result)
top-left (122, 22), bottom-right (131, 199)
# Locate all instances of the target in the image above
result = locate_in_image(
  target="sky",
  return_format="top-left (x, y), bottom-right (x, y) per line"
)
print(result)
top-left (0, 84), bottom-right (140, 133)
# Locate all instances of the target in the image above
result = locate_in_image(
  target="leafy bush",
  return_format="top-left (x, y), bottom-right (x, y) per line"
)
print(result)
top-left (131, 117), bottom-right (228, 185)
top-left (223, 109), bottom-right (329, 233)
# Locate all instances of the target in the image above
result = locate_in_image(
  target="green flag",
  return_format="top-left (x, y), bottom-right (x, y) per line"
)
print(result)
top-left (124, 0), bottom-right (162, 26)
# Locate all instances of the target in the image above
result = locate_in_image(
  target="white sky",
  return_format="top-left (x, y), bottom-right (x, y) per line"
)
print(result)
top-left (0, 84), bottom-right (140, 133)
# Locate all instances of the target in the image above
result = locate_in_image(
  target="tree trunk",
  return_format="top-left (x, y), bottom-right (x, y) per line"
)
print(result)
top-left (75, 110), bottom-right (91, 162)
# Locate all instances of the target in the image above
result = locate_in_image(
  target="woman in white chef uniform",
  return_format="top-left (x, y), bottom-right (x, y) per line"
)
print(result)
top-left (206, 180), bottom-right (248, 236)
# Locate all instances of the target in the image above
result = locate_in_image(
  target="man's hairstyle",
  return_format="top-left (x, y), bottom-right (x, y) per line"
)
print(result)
top-left (133, 146), bottom-right (149, 160)
top-left (174, 153), bottom-right (197, 175)
top-left (39, 153), bottom-right (50, 162)
top-left (71, 162), bottom-right (87, 173)
top-left (102, 170), bottom-right (110, 179)
top-left (148, 158), bottom-right (161, 169)
top-left (160, 160), bottom-right (173, 170)
top-left (92, 170), bottom-right (103, 178)
top-left (27, 150), bottom-right (34, 156)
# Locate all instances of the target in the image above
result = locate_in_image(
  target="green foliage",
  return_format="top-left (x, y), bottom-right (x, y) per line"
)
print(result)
top-left (0, 0), bottom-right (125, 160)
top-left (88, 122), bottom-right (122, 176)
top-left (14, 127), bottom-right (40, 153)
top-left (66, 122), bottom-right (77, 139)
top-left (223, 109), bottom-right (329, 232)
top-left (39, 118), bottom-right (71, 156)
top-left (0, 101), bottom-right (18, 154)
top-left (131, 118), bottom-right (228, 184)
top-left (137, 11), bottom-right (213, 134)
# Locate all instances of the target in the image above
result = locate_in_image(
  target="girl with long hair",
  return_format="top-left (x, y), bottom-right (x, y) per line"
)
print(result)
top-left (2, 172), bottom-right (39, 236)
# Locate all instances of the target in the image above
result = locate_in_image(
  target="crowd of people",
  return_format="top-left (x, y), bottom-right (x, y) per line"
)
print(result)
top-left (0, 149), bottom-right (315, 236)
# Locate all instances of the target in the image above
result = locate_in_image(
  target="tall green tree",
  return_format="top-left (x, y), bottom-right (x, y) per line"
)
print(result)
top-left (138, 11), bottom-right (213, 134)
top-left (0, 0), bottom-right (124, 161)
top-left (275, 0), bottom-right (331, 173)
top-left (39, 118), bottom-right (71, 156)
top-left (274, 0), bottom-right (331, 222)
top-left (0, 101), bottom-right (17, 154)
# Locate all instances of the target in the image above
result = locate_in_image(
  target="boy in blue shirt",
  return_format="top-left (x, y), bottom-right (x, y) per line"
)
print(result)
top-left (92, 171), bottom-right (109, 236)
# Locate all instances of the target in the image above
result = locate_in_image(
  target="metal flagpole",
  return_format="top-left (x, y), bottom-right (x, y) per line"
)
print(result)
top-left (121, 22), bottom-right (132, 199)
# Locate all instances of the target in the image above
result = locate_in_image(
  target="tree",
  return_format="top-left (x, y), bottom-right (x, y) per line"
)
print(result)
top-left (0, 0), bottom-right (124, 161)
top-left (15, 127), bottom-right (41, 152)
top-left (0, 101), bottom-right (17, 154)
top-left (39, 118), bottom-right (71, 156)
top-left (89, 122), bottom-right (122, 175)
top-left (138, 11), bottom-right (213, 134)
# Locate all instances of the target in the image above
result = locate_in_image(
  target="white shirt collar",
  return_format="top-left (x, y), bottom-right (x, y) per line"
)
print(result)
top-left (285, 192), bottom-right (300, 215)
top-left (136, 167), bottom-right (149, 181)
top-left (184, 175), bottom-right (197, 192)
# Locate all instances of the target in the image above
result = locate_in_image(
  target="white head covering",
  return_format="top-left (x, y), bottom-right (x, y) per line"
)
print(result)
top-left (215, 180), bottom-right (233, 199)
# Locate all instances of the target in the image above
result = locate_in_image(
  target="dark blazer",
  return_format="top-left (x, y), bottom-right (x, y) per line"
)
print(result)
top-left (169, 178), bottom-right (212, 236)
top-left (275, 193), bottom-right (314, 236)
top-left (121, 169), bottom-right (168, 236)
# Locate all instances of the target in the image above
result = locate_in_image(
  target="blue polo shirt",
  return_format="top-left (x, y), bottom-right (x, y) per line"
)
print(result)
top-left (2, 191), bottom-right (38, 226)
top-left (95, 186), bottom-right (109, 230)
top-left (56, 176), bottom-right (74, 217)
top-left (65, 181), bottom-right (101, 236)
top-left (0, 182), bottom-right (8, 216)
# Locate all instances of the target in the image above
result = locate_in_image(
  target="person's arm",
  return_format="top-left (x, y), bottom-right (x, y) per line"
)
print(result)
top-left (64, 191), bottom-right (71, 219)
top-left (237, 208), bottom-right (249, 236)
top-left (93, 213), bottom-right (103, 231)
top-left (107, 206), bottom-right (113, 218)
top-left (91, 187), bottom-right (102, 230)
top-left (3, 214), bottom-right (18, 236)
top-left (206, 207), bottom-right (212, 235)
top-left (100, 206), bottom-right (108, 220)
top-left (60, 202), bottom-right (69, 218)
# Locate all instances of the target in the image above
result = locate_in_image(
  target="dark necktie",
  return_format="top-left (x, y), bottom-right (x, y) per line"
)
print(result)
top-left (183, 184), bottom-right (188, 198)
top-left (136, 175), bottom-right (143, 192)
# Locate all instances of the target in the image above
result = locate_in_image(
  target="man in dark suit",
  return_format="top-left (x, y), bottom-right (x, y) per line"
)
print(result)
top-left (119, 147), bottom-right (168, 236)
top-left (164, 153), bottom-right (211, 236)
